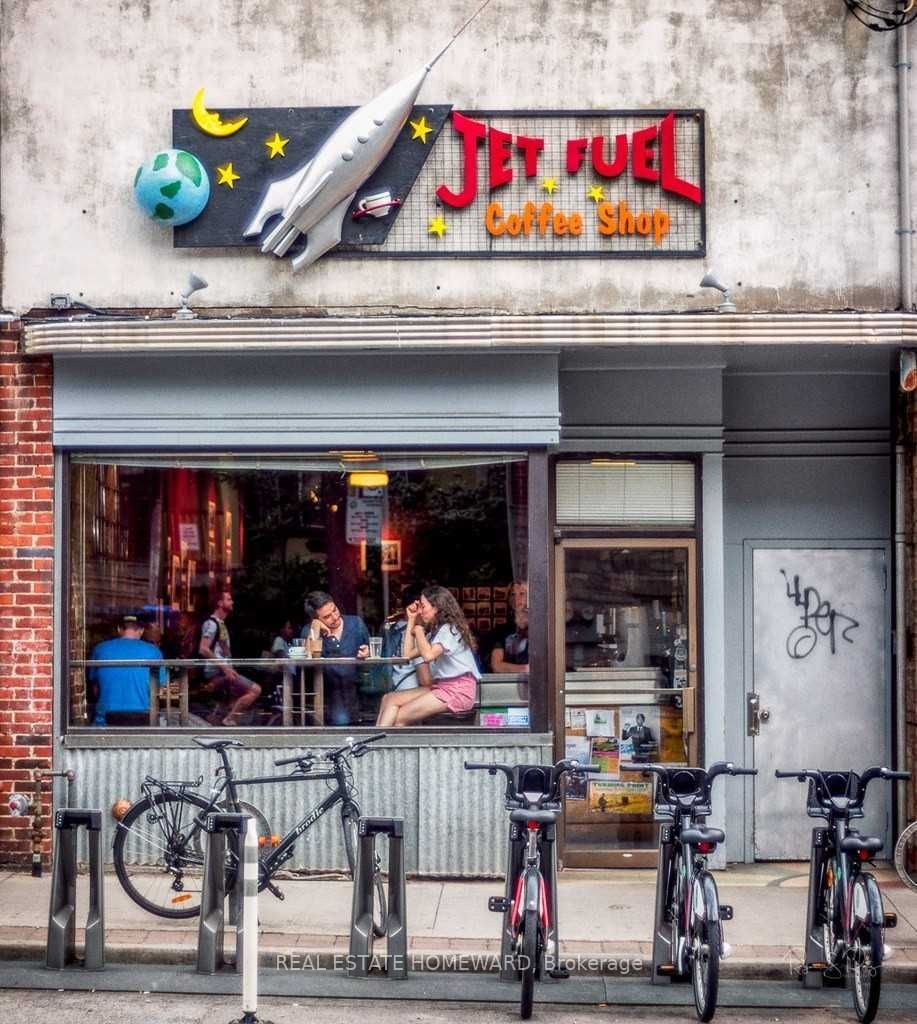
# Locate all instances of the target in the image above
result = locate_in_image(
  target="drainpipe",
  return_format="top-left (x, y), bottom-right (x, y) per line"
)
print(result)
top-left (897, 25), bottom-right (914, 832)
top-left (898, 24), bottom-right (913, 309)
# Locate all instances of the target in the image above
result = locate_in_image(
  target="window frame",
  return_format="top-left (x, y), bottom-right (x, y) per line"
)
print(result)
top-left (58, 448), bottom-right (550, 739)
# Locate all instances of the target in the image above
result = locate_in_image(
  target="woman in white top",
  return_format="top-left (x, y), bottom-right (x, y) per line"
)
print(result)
top-left (375, 585), bottom-right (480, 727)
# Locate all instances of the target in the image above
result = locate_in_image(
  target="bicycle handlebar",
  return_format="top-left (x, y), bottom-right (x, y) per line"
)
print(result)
top-left (622, 761), bottom-right (757, 779)
top-left (274, 733), bottom-right (388, 769)
top-left (622, 761), bottom-right (756, 814)
top-left (774, 766), bottom-right (911, 813)
top-left (464, 757), bottom-right (599, 808)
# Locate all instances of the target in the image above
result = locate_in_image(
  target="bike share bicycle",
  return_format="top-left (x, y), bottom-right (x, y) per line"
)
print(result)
top-left (113, 733), bottom-right (388, 935)
top-left (465, 757), bottom-right (599, 1020)
top-left (621, 761), bottom-right (757, 1023)
top-left (777, 765), bottom-right (910, 1024)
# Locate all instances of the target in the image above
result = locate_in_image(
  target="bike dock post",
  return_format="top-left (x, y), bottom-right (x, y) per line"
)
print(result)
top-left (651, 826), bottom-right (684, 986)
top-left (46, 808), bottom-right (105, 971)
top-left (197, 811), bottom-right (248, 976)
top-left (540, 818), bottom-right (564, 982)
top-left (497, 820), bottom-right (525, 982)
top-left (347, 816), bottom-right (407, 979)
top-left (801, 826), bottom-right (844, 989)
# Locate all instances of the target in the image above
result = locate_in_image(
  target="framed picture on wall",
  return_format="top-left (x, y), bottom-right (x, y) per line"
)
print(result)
top-left (380, 539), bottom-right (401, 572)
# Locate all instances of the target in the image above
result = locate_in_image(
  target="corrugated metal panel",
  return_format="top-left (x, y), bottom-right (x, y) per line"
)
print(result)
top-left (556, 461), bottom-right (695, 525)
top-left (417, 742), bottom-right (552, 877)
top-left (61, 741), bottom-right (552, 875)
top-left (63, 745), bottom-right (419, 872)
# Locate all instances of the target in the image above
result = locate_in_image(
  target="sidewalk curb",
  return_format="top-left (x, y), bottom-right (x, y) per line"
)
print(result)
top-left (2, 941), bottom-right (915, 983)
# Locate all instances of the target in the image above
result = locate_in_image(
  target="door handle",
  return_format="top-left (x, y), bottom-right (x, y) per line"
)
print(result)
top-left (747, 692), bottom-right (761, 736)
top-left (760, 709), bottom-right (770, 722)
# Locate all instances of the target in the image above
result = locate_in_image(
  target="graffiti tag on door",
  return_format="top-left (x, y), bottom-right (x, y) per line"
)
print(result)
top-left (779, 569), bottom-right (860, 660)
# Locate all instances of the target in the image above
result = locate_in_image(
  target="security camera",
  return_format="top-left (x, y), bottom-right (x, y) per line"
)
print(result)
top-left (900, 351), bottom-right (917, 392)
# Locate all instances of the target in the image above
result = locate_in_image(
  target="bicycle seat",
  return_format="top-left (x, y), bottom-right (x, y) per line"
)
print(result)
top-left (192, 737), bottom-right (244, 751)
top-left (682, 827), bottom-right (725, 847)
top-left (839, 834), bottom-right (883, 856)
top-left (510, 809), bottom-right (559, 825)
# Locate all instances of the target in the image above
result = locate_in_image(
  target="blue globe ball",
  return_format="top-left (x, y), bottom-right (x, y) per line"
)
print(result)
top-left (133, 149), bottom-right (210, 226)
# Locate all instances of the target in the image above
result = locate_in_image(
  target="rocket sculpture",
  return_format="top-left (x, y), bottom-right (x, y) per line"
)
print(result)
top-left (243, 0), bottom-right (493, 271)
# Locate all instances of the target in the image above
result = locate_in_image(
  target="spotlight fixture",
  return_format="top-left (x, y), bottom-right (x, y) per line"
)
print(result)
top-left (844, 0), bottom-right (917, 31)
top-left (348, 470), bottom-right (389, 488)
top-left (699, 272), bottom-right (736, 313)
top-left (174, 272), bottom-right (209, 320)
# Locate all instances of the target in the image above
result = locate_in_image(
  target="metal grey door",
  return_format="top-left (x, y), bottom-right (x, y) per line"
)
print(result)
top-left (751, 547), bottom-right (889, 860)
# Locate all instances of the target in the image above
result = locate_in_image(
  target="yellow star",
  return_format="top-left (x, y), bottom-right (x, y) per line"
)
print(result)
top-left (428, 215), bottom-right (448, 238)
top-left (216, 162), bottom-right (240, 188)
top-left (409, 115), bottom-right (433, 144)
top-left (542, 177), bottom-right (558, 195)
top-left (587, 185), bottom-right (605, 203)
top-left (265, 132), bottom-right (289, 158)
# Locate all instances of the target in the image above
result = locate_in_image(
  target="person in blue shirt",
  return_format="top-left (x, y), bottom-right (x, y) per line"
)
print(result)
top-left (303, 590), bottom-right (369, 726)
top-left (89, 615), bottom-right (166, 726)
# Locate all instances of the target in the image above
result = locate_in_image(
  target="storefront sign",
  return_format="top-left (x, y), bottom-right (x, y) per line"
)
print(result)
top-left (173, 106), bottom-right (705, 260)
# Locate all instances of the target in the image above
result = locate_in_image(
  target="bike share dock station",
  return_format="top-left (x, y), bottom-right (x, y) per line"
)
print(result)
top-left (2, 810), bottom-right (916, 1015)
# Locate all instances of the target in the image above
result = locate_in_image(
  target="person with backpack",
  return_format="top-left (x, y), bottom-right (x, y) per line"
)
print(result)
top-left (198, 590), bottom-right (261, 727)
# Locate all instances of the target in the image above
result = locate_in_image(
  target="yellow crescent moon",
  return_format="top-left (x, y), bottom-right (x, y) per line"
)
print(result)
top-left (191, 88), bottom-right (248, 138)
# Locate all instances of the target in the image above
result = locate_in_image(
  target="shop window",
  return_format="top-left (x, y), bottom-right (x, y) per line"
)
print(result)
top-left (67, 453), bottom-right (529, 731)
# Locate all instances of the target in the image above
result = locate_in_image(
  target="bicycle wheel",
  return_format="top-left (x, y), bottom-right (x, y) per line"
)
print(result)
top-left (519, 907), bottom-right (539, 1020)
top-left (850, 878), bottom-right (882, 1024)
top-left (342, 806), bottom-right (388, 938)
top-left (691, 904), bottom-right (720, 1022)
top-left (894, 820), bottom-right (917, 892)
top-left (113, 791), bottom-right (216, 919)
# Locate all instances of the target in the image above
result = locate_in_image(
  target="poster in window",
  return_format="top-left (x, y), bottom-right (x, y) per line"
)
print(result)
top-left (619, 705), bottom-right (660, 763)
top-left (659, 703), bottom-right (686, 763)
top-left (591, 737), bottom-right (620, 779)
top-left (588, 780), bottom-right (653, 816)
top-left (585, 708), bottom-right (615, 738)
top-left (178, 522), bottom-right (200, 552)
top-left (564, 736), bottom-right (591, 800)
top-left (565, 707), bottom-right (588, 735)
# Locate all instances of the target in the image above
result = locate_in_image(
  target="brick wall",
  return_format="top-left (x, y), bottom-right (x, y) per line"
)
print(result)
top-left (0, 325), bottom-right (54, 867)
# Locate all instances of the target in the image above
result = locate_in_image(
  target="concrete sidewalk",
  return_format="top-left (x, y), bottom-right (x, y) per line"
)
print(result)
top-left (1, 863), bottom-right (915, 979)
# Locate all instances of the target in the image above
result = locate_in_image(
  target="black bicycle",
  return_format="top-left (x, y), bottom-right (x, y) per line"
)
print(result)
top-left (465, 757), bottom-right (599, 1020)
top-left (623, 761), bottom-right (756, 1022)
top-left (776, 765), bottom-right (910, 1024)
top-left (113, 733), bottom-right (388, 934)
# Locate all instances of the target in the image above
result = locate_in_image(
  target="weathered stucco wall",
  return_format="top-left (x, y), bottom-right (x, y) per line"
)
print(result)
top-left (0, 0), bottom-right (903, 313)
